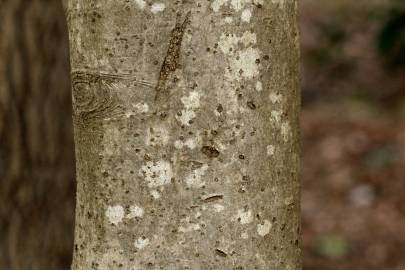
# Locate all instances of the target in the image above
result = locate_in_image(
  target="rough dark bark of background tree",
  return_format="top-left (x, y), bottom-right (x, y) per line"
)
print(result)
top-left (0, 0), bottom-right (75, 269)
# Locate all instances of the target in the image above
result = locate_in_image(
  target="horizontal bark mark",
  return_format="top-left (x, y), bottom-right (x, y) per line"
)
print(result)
top-left (71, 71), bottom-right (123, 125)
top-left (71, 70), bottom-right (154, 125)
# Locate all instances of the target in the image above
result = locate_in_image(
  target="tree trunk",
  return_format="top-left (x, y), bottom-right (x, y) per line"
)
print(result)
top-left (0, 0), bottom-right (75, 269)
top-left (67, 0), bottom-right (301, 269)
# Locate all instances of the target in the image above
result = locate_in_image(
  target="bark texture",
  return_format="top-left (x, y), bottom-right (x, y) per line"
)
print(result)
top-left (67, 0), bottom-right (301, 269)
top-left (0, 0), bottom-right (75, 269)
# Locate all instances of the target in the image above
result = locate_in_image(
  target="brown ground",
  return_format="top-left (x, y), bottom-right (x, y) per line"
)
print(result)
top-left (302, 104), bottom-right (405, 270)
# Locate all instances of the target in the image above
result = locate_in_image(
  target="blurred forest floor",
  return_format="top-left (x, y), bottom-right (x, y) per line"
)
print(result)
top-left (0, 0), bottom-right (404, 269)
top-left (301, 0), bottom-right (405, 269)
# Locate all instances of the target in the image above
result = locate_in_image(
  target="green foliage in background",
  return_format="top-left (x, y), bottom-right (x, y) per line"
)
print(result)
top-left (315, 234), bottom-right (351, 260)
top-left (377, 1), bottom-right (405, 70)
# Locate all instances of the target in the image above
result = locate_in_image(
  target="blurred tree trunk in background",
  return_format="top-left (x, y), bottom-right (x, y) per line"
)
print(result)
top-left (0, 0), bottom-right (75, 269)
top-left (67, 1), bottom-right (301, 269)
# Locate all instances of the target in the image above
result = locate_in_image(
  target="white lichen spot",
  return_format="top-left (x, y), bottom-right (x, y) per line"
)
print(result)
top-left (218, 32), bottom-right (256, 56)
top-left (235, 208), bottom-right (253, 224)
top-left (269, 93), bottom-right (282, 104)
top-left (255, 81), bottom-right (263, 92)
top-left (173, 140), bottom-right (181, 149)
top-left (134, 237), bottom-right (150, 249)
top-left (176, 91), bottom-right (201, 126)
top-left (132, 102), bottom-right (149, 113)
top-left (150, 190), bottom-right (161, 199)
top-left (185, 164), bottom-right (209, 188)
top-left (126, 205), bottom-right (144, 219)
top-left (230, 0), bottom-right (251, 11)
top-left (218, 33), bottom-right (240, 55)
top-left (125, 111), bottom-right (135, 118)
top-left (181, 91), bottom-right (201, 109)
top-left (257, 219), bottom-right (272, 236)
top-left (176, 110), bottom-right (196, 126)
top-left (211, 0), bottom-right (229, 12)
top-left (267, 145), bottom-right (275, 156)
top-left (270, 110), bottom-right (283, 123)
top-left (240, 31), bottom-right (257, 46)
top-left (212, 0), bottom-right (251, 12)
top-left (241, 9), bottom-right (252, 23)
top-left (224, 16), bottom-right (234, 24)
top-left (174, 135), bottom-right (200, 150)
top-left (150, 3), bottom-right (165, 13)
top-left (281, 121), bottom-right (291, 142)
top-left (241, 232), bottom-right (249, 239)
top-left (134, 0), bottom-right (146, 9)
top-left (140, 160), bottom-right (173, 188)
top-left (106, 205), bottom-right (125, 225)
top-left (179, 223), bottom-right (201, 233)
top-left (212, 204), bottom-right (225, 212)
top-left (227, 47), bottom-right (261, 81)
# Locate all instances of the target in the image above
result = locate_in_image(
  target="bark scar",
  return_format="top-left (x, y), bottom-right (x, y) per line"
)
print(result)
top-left (155, 11), bottom-right (191, 102)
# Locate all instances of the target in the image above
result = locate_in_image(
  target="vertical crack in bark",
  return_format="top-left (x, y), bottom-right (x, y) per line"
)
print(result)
top-left (154, 11), bottom-right (191, 102)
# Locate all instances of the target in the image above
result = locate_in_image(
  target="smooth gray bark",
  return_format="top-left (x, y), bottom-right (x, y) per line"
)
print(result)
top-left (67, 0), bottom-right (301, 269)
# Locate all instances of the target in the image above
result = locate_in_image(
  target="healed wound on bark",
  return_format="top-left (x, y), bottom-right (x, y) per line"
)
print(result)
top-left (154, 12), bottom-right (191, 102)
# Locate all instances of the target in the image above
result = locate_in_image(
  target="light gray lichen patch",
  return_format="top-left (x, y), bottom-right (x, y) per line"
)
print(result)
top-left (216, 30), bottom-right (261, 116)
top-left (211, 0), bottom-right (263, 12)
top-left (271, 110), bottom-right (283, 123)
top-left (267, 145), bottom-right (275, 156)
top-left (174, 138), bottom-right (198, 150)
top-left (218, 32), bottom-right (257, 55)
top-left (269, 92), bottom-right (283, 104)
top-left (257, 219), bottom-right (272, 236)
top-left (235, 208), bottom-right (253, 224)
top-left (139, 160), bottom-right (173, 188)
top-left (241, 8), bottom-right (252, 23)
top-left (126, 205), bottom-right (144, 219)
top-left (176, 91), bottom-right (201, 126)
top-left (256, 81), bottom-right (263, 92)
top-left (150, 189), bottom-right (161, 199)
top-left (211, 0), bottom-right (229, 12)
top-left (241, 232), bottom-right (249, 239)
top-left (174, 132), bottom-right (201, 150)
top-left (226, 47), bottom-right (261, 81)
top-left (134, 237), bottom-right (150, 250)
top-left (134, 0), bottom-right (146, 10)
top-left (179, 223), bottom-right (201, 233)
top-left (150, 3), bottom-right (166, 14)
top-left (105, 205), bottom-right (125, 225)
